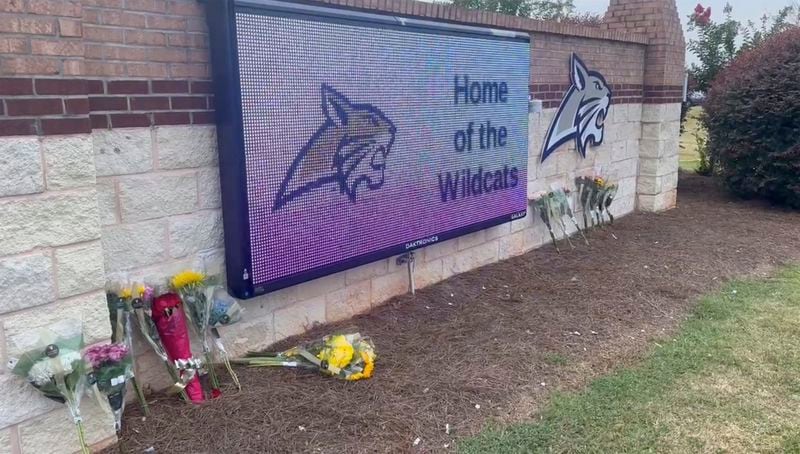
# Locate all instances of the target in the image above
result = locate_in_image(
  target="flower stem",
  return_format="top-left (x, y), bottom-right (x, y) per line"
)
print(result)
top-left (130, 377), bottom-right (150, 416)
top-left (205, 351), bottom-right (221, 391)
top-left (164, 362), bottom-right (189, 402)
top-left (223, 356), bottom-right (241, 391)
top-left (76, 420), bottom-right (90, 454)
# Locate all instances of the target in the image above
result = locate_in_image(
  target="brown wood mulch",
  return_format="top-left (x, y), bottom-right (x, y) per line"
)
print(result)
top-left (109, 173), bottom-right (800, 454)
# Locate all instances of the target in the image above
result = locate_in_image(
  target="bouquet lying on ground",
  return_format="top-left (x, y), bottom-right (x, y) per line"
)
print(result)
top-left (85, 343), bottom-right (132, 432)
top-left (234, 333), bottom-right (376, 381)
top-left (171, 270), bottom-right (243, 395)
top-left (6, 320), bottom-right (90, 453)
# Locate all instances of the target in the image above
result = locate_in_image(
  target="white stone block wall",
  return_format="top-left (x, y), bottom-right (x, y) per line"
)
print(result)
top-left (0, 103), bottom-right (645, 452)
top-left (638, 103), bottom-right (682, 211)
top-left (0, 134), bottom-right (116, 452)
top-left (91, 104), bottom-right (643, 365)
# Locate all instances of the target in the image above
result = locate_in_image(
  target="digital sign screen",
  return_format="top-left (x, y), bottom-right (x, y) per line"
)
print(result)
top-left (208, 0), bottom-right (530, 298)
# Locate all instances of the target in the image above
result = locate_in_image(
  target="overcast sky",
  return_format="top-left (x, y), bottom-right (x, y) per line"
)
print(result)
top-left (575, 0), bottom-right (793, 22)
top-left (573, 0), bottom-right (797, 65)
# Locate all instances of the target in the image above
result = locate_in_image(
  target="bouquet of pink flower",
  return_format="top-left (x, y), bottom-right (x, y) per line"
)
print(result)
top-left (85, 343), bottom-right (132, 431)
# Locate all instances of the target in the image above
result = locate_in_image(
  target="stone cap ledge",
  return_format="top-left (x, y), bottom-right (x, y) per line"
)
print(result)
top-left (298, 0), bottom-right (651, 45)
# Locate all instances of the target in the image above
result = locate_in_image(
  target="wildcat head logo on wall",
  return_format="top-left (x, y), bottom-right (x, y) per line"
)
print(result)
top-left (273, 84), bottom-right (397, 211)
top-left (541, 54), bottom-right (612, 162)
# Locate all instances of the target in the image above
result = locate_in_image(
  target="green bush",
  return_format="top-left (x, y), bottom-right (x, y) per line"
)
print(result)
top-left (704, 27), bottom-right (800, 208)
top-left (694, 131), bottom-right (713, 176)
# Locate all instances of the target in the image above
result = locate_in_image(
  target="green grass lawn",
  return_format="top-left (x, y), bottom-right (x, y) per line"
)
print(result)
top-left (460, 266), bottom-right (800, 453)
top-left (679, 106), bottom-right (706, 172)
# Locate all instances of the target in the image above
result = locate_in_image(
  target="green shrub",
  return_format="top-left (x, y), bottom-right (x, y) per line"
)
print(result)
top-left (704, 27), bottom-right (800, 208)
top-left (694, 131), bottom-right (713, 176)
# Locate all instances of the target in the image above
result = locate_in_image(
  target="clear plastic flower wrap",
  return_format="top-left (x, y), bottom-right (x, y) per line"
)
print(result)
top-left (6, 319), bottom-right (90, 454)
top-left (171, 270), bottom-right (242, 394)
top-left (234, 333), bottom-right (376, 381)
top-left (105, 281), bottom-right (149, 417)
top-left (85, 343), bottom-right (132, 431)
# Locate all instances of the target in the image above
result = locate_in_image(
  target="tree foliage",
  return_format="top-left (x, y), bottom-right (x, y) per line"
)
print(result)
top-left (687, 3), bottom-right (799, 93)
top-left (449, 0), bottom-right (598, 22)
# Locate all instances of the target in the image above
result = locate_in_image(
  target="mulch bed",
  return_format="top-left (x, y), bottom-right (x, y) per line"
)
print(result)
top-left (109, 173), bottom-right (800, 453)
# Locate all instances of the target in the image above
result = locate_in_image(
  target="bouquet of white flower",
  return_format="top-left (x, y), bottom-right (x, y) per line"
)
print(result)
top-left (6, 320), bottom-right (90, 454)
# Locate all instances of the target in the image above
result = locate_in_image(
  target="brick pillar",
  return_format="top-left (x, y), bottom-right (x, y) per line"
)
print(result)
top-left (603, 0), bottom-right (685, 211)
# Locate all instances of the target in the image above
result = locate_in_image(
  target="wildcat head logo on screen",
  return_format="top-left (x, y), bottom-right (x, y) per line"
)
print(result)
top-left (541, 54), bottom-right (612, 162)
top-left (273, 84), bottom-right (397, 211)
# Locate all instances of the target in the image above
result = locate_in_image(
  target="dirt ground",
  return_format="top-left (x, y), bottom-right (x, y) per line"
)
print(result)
top-left (109, 174), bottom-right (800, 454)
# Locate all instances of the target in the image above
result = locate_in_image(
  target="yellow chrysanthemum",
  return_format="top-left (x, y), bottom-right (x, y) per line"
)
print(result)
top-left (171, 270), bottom-right (205, 290)
top-left (594, 177), bottom-right (606, 187)
top-left (133, 284), bottom-right (146, 298)
top-left (120, 287), bottom-right (132, 299)
top-left (317, 335), bottom-right (354, 370)
top-left (360, 350), bottom-right (375, 378)
top-left (346, 350), bottom-right (375, 381)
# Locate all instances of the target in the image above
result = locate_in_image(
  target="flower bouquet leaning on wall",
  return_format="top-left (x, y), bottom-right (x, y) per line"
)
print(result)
top-left (151, 290), bottom-right (205, 402)
top-left (552, 188), bottom-right (589, 245)
top-left (171, 270), bottom-right (243, 395)
top-left (131, 284), bottom-right (200, 403)
top-left (6, 320), bottom-right (90, 453)
top-left (85, 343), bottom-right (132, 432)
top-left (598, 182), bottom-right (618, 225)
top-left (575, 175), bottom-right (618, 228)
top-left (106, 283), bottom-right (149, 416)
top-left (234, 333), bottom-right (376, 381)
top-left (575, 175), bottom-right (597, 229)
top-left (532, 191), bottom-right (561, 252)
top-left (546, 190), bottom-right (575, 250)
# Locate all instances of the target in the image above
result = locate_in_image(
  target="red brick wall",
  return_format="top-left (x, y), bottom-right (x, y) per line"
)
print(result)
top-left (0, 0), bottom-right (684, 137)
top-left (80, 0), bottom-right (208, 79)
top-left (603, 0), bottom-right (686, 95)
top-left (530, 33), bottom-right (645, 107)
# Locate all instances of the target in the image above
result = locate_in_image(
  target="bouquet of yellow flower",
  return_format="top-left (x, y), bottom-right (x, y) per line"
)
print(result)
top-left (234, 333), bottom-right (376, 381)
top-left (171, 270), bottom-right (241, 394)
top-left (105, 283), bottom-right (149, 416)
top-left (575, 175), bottom-right (616, 229)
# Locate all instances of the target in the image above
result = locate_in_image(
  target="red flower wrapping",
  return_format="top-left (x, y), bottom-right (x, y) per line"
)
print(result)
top-left (152, 293), bottom-right (204, 403)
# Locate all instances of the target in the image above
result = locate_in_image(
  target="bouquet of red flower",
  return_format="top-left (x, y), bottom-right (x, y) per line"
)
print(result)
top-left (130, 286), bottom-right (195, 402)
top-left (85, 343), bottom-right (132, 432)
top-left (151, 291), bottom-right (205, 403)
